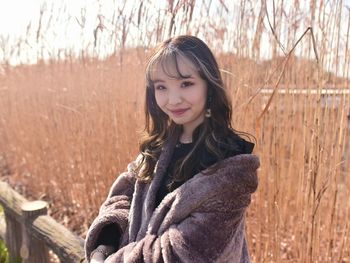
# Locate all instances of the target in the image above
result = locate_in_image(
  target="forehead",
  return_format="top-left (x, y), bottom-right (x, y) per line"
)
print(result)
top-left (149, 54), bottom-right (199, 81)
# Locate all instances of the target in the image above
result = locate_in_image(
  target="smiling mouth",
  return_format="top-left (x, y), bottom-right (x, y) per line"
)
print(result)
top-left (169, 108), bottom-right (189, 116)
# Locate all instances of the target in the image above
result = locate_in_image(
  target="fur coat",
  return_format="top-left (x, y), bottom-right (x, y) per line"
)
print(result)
top-left (85, 139), bottom-right (259, 263)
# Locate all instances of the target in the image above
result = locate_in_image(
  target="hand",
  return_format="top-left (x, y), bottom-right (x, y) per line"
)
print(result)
top-left (90, 250), bottom-right (105, 263)
top-left (90, 244), bottom-right (116, 263)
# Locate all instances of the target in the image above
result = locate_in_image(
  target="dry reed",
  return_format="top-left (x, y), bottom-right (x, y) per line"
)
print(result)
top-left (0, 1), bottom-right (349, 262)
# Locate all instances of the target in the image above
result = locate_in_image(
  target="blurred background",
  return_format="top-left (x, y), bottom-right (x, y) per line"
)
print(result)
top-left (0, 0), bottom-right (349, 262)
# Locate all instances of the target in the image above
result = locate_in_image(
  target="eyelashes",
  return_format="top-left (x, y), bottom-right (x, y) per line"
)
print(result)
top-left (154, 81), bottom-right (194, 91)
top-left (181, 81), bottom-right (194, 88)
top-left (154, 85), bottom-right (166, 91)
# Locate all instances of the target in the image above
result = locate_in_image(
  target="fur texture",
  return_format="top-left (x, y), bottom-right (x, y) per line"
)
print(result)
top-left (85, 140), bottom-right (259, 262)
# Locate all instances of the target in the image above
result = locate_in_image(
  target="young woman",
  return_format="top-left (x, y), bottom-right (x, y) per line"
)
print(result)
top-left (85, 35), bottom-right (259, 263)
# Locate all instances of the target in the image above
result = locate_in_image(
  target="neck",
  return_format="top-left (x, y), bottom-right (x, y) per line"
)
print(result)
top-left (180, 119), bottom-right (204, 143)
top-left (179, 133), bottom-right (192, 143)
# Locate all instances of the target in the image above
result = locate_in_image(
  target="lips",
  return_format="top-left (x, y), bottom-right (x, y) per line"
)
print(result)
top-left (169, 108), bottom-right (189, 116)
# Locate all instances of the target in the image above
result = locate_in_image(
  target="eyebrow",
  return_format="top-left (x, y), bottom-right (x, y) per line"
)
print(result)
top-left (153, 75), bottom-right (194, 84)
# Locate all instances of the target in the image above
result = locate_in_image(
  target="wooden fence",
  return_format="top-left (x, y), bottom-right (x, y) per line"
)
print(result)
top-left (0, 180), bottom-right (87, 263)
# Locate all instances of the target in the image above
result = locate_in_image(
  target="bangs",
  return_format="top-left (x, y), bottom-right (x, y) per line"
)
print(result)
top-left (146, 49), bottom-right (199, 87)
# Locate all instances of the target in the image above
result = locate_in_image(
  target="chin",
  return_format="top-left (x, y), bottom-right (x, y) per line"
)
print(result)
top-left (171, 119), bottom-right (187, 125)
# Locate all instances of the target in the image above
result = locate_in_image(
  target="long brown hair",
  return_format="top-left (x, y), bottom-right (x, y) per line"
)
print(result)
top-left (136, 35), bottom-right (240, 185)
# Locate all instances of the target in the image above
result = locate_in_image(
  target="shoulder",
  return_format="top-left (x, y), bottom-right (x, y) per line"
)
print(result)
top-left (115, 154), bottom-right (143, 184)
top-left (203, 154), bottom-right (259, 201)
top-left (216, 130), bottom-right (255, 157)
top-left (213, 154), bottom-right (259, 192)
top-left (166, 154), bottom-right (259, 214)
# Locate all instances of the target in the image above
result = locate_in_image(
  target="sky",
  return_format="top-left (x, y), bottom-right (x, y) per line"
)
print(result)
top-left (0, 0), bottom-right (92, 36)
top-left (0, 0), bottom-right (168, 64)
top-left (1, 0), bottom-right (349, 33)
top-left (0, 0), bottom-right (350, 67)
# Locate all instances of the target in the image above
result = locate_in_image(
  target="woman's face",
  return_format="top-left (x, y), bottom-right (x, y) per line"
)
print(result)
top-left (152, 56), bottom-right (208, 133)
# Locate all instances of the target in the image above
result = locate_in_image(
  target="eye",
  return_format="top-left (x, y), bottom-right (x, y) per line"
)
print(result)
top-left (181, 81), bottom-right (194, 88)
top-left (155, 85), bottom-right (166, 91)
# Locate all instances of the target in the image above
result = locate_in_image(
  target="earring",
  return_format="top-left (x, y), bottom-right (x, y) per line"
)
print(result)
top-left (205, 108), bottom-right (211, 118)
top-left (205, 95), bottom-right (212, 118)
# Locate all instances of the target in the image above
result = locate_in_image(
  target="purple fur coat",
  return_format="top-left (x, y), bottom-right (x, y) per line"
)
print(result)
top-left (85, 140), bottom-right (259, 262)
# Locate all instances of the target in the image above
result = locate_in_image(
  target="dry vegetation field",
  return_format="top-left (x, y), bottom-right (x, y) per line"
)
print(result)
top-left (0, 1), bottom-right (350, 262)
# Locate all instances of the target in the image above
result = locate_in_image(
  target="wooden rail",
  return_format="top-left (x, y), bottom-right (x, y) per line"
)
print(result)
top-left (260, 88), bottom-right (350, 95)
top-left (0, 180), bottom-right (87, 263)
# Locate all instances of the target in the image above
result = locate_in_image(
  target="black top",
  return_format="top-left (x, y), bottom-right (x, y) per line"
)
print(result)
top-left (95, 133), bottom-right (254, 248)
top-left (154, 135), bottom-right (254, 208)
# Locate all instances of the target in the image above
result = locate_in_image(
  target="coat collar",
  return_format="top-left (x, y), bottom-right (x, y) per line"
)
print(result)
top-left (146, 138), bottom-right (259, 212)
top-left (155, 153), bottom-right (259, 234)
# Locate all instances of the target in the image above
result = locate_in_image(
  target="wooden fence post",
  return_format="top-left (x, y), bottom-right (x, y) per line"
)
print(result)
top-left (4, 212), bottom-right (22, 263)
top-left (344, 113), bottom-right (350, 174)
top-left (0, 181), bottom-right (87, 263)
top-left (20, 200), bottom-right (50, 263)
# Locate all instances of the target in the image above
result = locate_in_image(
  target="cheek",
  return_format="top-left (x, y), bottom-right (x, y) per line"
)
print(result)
top-left (155, 92), bottom-right (166, 108)
top-left (197, 95), bottom-right (207, 110)
top-left (189, 88), bottom-right (207, 108)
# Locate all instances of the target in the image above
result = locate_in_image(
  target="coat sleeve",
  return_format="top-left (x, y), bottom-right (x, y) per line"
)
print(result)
top-left (105, 167), bottom-right (258, 263)
top-left (84, 156), bottom-right (141, 261)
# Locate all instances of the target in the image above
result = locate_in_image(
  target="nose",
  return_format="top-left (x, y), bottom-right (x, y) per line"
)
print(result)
top-left (168, 90), bottom-right (182, 105)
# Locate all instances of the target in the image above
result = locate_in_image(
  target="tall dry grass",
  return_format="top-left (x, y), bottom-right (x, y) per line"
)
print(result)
top-left (0, 1), bottom-right (350, 262)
